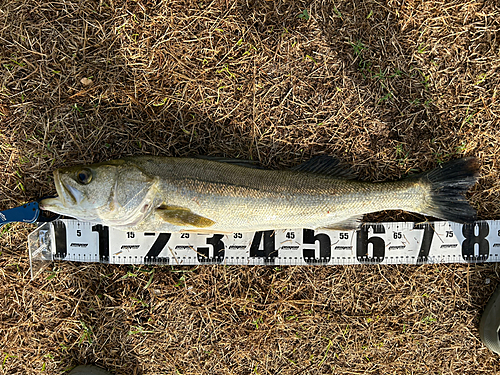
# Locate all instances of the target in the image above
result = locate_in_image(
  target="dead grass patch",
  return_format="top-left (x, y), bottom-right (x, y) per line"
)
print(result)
top-left (0, 0), bottom-right (500, 373)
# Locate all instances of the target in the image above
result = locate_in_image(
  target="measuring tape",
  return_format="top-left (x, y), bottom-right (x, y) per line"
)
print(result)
top-left (28, 219), bottom-right (500, 273)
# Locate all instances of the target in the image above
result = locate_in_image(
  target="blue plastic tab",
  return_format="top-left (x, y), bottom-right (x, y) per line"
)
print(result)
top-left (0, 201), bottom-right (41, 228)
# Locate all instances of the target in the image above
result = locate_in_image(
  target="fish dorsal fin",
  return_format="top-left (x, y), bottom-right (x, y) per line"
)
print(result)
top-left (156, 205), bottom-right (215, 228)
top-left (291, 155), bottom-right (357, 179)
top-left (193, 155), bottom-right (267, 170)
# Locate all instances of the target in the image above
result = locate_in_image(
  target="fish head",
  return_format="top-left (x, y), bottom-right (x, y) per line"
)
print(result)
top-left (40, 159), bottom-right (159, 226)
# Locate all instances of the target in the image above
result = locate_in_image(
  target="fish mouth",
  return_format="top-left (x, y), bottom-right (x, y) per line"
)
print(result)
top-left (58, 170), bottom-right (86, 205)
top-left (39, 170), bottom-right (83, 211)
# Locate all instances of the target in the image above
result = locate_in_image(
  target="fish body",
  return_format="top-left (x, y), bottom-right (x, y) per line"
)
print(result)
top-left (40, 156), bottom-right (478, 232)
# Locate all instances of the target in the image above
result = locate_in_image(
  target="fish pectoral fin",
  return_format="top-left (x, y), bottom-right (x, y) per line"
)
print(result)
top-left (156, 206), bottom-right (215, 228)
top-left (320, 215), bottom-right (363, 231)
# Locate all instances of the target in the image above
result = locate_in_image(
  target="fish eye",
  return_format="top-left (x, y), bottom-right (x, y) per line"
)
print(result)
top-left (76, 168), bottom-right (93, 185)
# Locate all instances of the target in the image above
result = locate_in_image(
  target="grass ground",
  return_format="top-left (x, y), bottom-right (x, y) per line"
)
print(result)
top-left (0, 0), bottom-right (499, 373)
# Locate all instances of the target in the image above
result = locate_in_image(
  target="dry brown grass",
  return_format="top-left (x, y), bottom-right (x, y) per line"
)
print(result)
top-left (1, 0), bottom-right (500, 373)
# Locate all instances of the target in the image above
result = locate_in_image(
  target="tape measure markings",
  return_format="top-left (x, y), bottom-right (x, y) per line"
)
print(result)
top-left (27, 219), bottom-right (500, 267)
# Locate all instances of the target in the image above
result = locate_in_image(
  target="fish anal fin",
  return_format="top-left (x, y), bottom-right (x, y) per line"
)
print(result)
top-left (319, 216), bottom-right (363, 231)
top-left (156, 206), bottom-right (215, 228)
top-left (291, 155), bottom-right (357, 179)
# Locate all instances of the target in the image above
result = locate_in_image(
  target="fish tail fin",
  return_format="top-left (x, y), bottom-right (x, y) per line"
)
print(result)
top-left (416, 157), bottom-right (479, 223)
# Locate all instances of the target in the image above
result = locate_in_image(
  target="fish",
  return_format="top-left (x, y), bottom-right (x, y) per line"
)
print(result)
top-left (39, 155), bottom-right (479, 233)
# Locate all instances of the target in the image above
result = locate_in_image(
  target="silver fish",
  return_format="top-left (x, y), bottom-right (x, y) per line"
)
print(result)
top-left (39, 156), bottom-right (478, 232)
